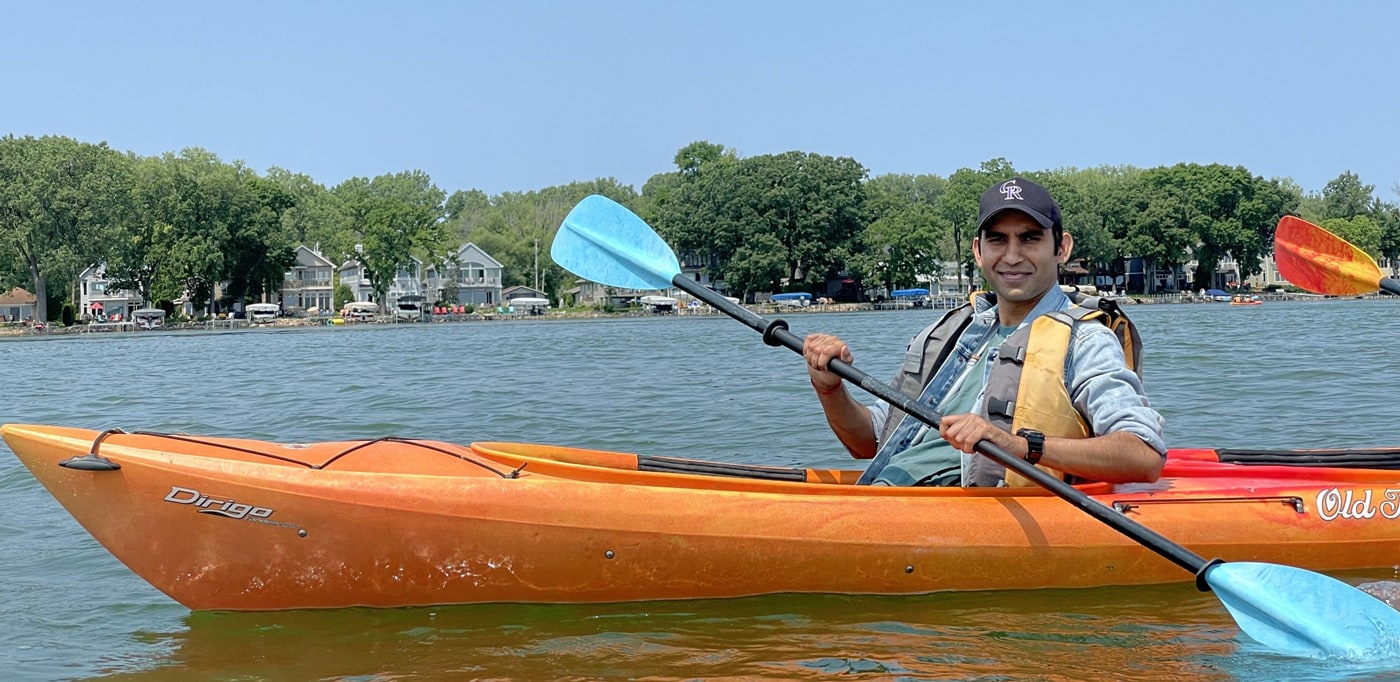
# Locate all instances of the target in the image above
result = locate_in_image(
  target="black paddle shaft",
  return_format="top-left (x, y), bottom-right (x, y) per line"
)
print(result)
top-left (672, 275), bottom-right (1216, 581)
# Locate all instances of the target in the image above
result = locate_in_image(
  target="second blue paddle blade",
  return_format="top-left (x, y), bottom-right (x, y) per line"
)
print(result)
top-left (1207, 561), bottom-right (1400, 659)
top-left (552, 195), bottom-right (681, 291)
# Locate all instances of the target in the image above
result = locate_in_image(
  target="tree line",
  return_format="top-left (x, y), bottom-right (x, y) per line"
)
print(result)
top-left (3, 134), bottom-right (1398, 324)
top-left (642, 142), bottom-right (1400, 298)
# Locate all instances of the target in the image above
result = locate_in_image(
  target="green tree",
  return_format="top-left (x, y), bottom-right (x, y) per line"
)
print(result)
top-left (1126, 167), bottom-right (1203, 292)
top-left (673, 140), bottom-right (735, 177)
top-left (849, 204), bottom-right (941, 293)
top-left (445, 188), bottom-right (489, 222)
top-left (1131, 164), bottom-right (1297, 291)
top-left (0, 249), bottom-right (24, 291)
top-left (725, 232), bottom-right (789, 295)
top-left (0, 135), bottom-right (130, 323)
top-left (635, 170), bottom-right (681, 227)
top-left (223, 174), bottom-right (297, 303)
top-left (650, 146), bottom-right (867, 299)
top-left (1320, 171), bottom-right (1374, 220)
top-left (160, 149), bottom-right (242, 312)
top-left (1233, 176), bottom-right (1301, 281)
top-left (1379, 200), bottom-right (1400, 273)
top-left (1038, 166), bottom-right (1141, 288)
top-left (743, 151), bottom-right (868, 288)
top-left (266, 167), bottom-right (346, 261)
top-left (334, 282), bottom-right (353, 311)
top-left (866, 173), bottom-right (948, 207)
top-left (650, 151), bottom-right (743, 288)
top-left (935, 158), bottom-right (1018, 290)
top-left (104, 154), bottom-right (182, 307)
top-left (334, 171), bottom-right (448, 308)
top-left (854, 174), bottom-right (948, 292)
top-left (131, 149), bottom-right (297, 313)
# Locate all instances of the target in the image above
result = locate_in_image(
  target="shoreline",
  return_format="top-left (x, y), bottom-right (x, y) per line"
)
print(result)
top-left (1, 293), bottom-right (1391, 338)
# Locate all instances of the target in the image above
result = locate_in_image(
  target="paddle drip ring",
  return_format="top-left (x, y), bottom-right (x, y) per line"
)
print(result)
top-left (761, 319), bottom-right (789, 347)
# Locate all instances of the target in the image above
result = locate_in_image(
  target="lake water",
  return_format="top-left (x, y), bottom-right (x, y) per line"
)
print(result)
top-left (3, 300), bottom-right (1400, 681)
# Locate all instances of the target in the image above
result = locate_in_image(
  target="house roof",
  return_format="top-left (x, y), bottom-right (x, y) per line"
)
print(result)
top-left (294, 245), bottom-right (335, 268)
top-left (454, 242), bottom-right (504, 269)
top-left (502, 285), bottom-right (546, 297)
top-left (0, 287), bottom-right (36, 305)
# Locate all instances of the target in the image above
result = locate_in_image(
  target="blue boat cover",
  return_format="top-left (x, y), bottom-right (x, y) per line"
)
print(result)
top-left (891, 288), bottom-right (930, 298)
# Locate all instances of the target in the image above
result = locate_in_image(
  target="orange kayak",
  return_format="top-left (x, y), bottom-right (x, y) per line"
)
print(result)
top-left (6, 423), bottom-right (1400, 611)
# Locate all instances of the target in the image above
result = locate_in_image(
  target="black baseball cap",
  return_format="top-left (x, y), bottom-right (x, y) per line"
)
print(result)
top-left (976, 177), bottom-right (1062, 234)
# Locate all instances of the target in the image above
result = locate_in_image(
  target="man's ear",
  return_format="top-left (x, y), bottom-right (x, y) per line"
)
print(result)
top-left (1057, 231), bottom-right (1075, 264)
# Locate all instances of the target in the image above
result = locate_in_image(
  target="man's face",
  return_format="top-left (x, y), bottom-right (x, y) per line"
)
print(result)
top-left (973, 212), bottom-right (1070, 307)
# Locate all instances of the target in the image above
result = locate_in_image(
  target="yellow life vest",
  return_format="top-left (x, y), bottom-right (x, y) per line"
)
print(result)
top-left (877, 288), bottom-right (1142, 487)
top-left (987, 295), bottom-right (1142, 486)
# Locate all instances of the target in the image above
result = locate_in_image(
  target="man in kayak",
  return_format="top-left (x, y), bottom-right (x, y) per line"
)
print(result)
top-left (803, 177), bottom-right (1166, 486)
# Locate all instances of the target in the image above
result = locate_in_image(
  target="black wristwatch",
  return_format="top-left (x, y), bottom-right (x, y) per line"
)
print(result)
top-left (1017, 428), bottom-right (1045, 465)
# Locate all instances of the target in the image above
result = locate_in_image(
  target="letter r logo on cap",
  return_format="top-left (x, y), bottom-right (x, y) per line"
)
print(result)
top-left (1000, 181), bottom-right (1023, 201)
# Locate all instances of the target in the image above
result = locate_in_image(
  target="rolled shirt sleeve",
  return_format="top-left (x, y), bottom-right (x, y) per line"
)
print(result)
top-left (867, 399), bottom-right (891, 445)
top-left (1067, 324), bottom-right (1168, 455)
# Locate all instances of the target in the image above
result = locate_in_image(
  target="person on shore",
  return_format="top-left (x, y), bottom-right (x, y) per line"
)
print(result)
top-left (802, 177), bottom-right (1165, 487)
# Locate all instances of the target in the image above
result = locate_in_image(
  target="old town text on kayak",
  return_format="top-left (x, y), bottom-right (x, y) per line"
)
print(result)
top-left (1316, 488), bottom-right (1400, 521)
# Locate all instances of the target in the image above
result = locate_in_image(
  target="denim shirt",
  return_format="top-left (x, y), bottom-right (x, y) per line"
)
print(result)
top-left (858, 287), bottom-right (1166, 485)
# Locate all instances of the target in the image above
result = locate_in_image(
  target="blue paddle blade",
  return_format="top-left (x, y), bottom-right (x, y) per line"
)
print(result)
top-left (1206, 561), bottom-right (1400, 659)
top-left (552, 195), bottom-right (681, 290)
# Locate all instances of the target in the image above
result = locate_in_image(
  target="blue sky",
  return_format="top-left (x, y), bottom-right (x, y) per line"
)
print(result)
top-left (4, 1), bottom-right (1396, 199)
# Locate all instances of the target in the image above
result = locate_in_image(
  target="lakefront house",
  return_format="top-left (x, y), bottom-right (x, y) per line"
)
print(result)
top-left (338, 249), bottom-right (504, 311)
top-left (280, 245), bottom-right (335, 314)
top-left (335, 256), bottom-right (423, 312)
top-left (0, 287), bottom-right (38, 323)
top-left (77, 265), bottom-right (145, 321)
top-left (423, 243), bottom-right (504, 307)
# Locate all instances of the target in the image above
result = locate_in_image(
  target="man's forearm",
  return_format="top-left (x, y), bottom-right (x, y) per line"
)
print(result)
top-left (815, 384), bottom-right (878, 459)
top-left (1039, 430), bottom-right (1163, 483)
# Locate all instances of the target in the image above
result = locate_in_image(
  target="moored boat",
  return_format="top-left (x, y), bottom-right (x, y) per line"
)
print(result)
top-left (132, 307), bottom-right (166, 330)
top-left (639, 295), bottom-right (678, 313)
top-left (245, 302), bottom-right (280, 324)
top-left (4, 423), bottom-right (1400, 612)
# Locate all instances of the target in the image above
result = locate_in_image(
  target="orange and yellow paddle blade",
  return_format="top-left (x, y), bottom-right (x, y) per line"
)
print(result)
top-left (1273, 216), bottom-right (1383, 295)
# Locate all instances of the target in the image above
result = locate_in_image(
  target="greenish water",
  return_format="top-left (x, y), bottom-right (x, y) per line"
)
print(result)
top-left (3, 300), bottom-right (1400, 681)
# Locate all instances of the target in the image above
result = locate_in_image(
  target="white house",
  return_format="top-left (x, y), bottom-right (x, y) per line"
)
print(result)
top-left (384, 256), bottom-right (424, 312)
top-left (77, 265), bottom-right (145, 321)
top-left (280, 245), bottom-right (335, 314)
top-left (425, 243), bottom-right (504, 306)
top-left (337, 260), bottom-right (376, 305)
top-left (337, 255), bottom-right (427, 311)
